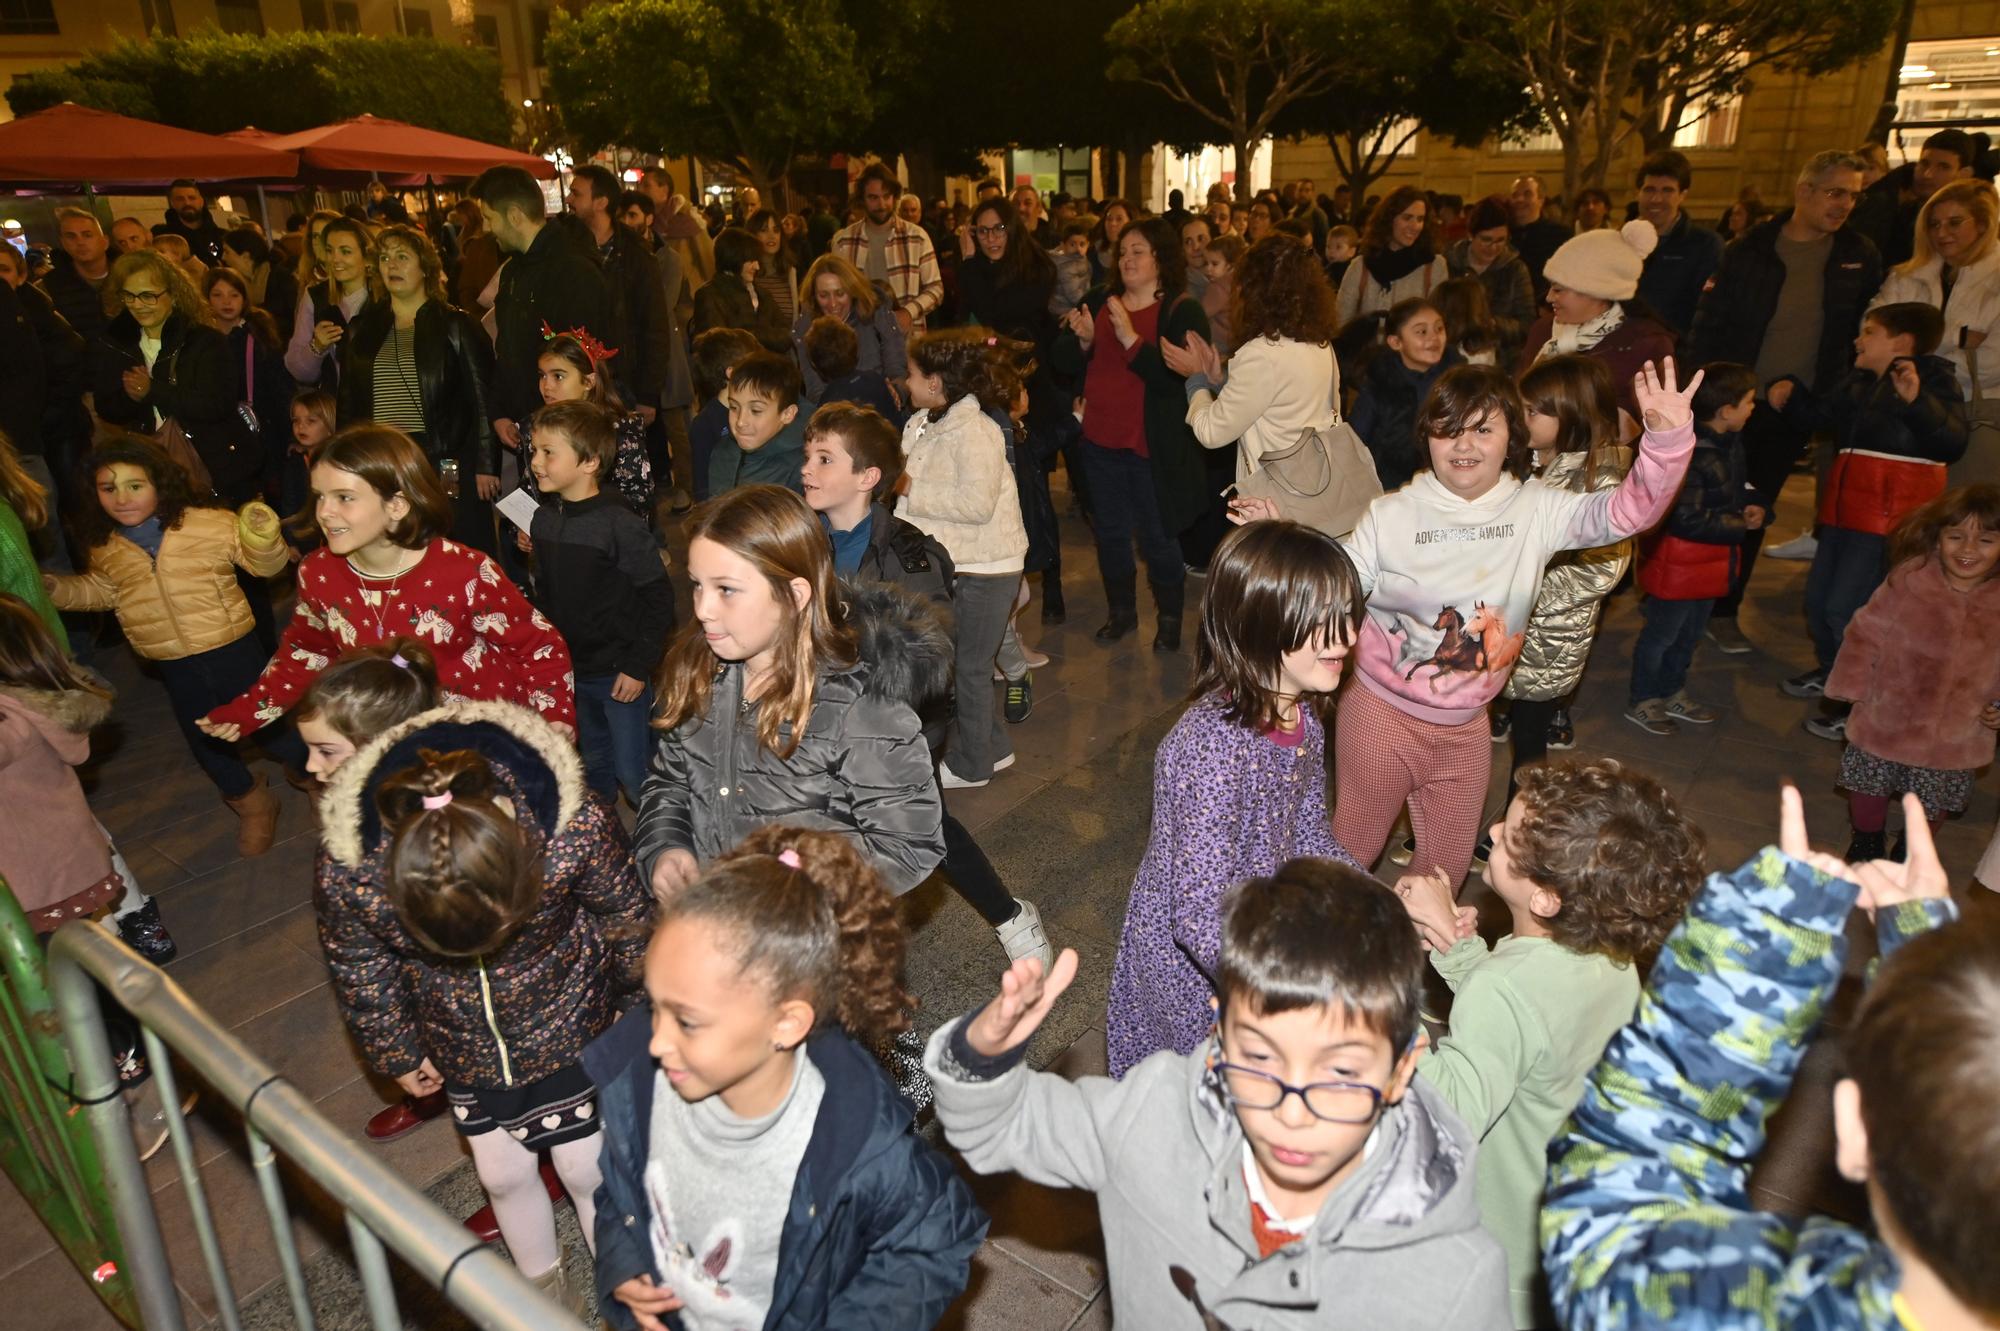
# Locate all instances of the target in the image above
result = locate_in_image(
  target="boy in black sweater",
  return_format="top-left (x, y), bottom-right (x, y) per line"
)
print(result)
top-left (526, 400), bottom-right (677, 807)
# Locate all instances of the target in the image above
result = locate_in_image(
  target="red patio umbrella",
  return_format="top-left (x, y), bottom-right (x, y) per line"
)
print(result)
top-left (0, 102), bottom-right (299, 186)
top-left (252, 115), bottom-right (555, 182)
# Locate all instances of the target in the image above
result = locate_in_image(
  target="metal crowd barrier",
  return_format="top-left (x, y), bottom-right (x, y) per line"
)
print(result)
top-left (0, 883), bottom-right (138, 1326)
top-left (45, 918), bottom-right (582, 1331)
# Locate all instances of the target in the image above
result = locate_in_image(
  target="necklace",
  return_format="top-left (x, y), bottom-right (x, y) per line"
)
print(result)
top-left (348, 548), bottom-right (421, 641)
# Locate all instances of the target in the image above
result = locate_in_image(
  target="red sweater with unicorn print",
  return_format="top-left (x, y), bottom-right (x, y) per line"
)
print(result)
top-left (1338, 420), bottom-right (1692, 725)
top-left (204, 539), bottom-right (576, 733)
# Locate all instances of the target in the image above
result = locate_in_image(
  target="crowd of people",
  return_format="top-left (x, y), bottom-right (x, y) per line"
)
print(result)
top-left (0, 135), bottom-right (1996, 1331)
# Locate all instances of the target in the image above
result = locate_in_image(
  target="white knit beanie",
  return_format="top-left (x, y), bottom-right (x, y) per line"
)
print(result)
top-left (1542, 219), bottom-right (1659, 301)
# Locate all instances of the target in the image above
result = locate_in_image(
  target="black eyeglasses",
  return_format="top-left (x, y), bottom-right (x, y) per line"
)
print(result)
top-left (119, 289), bottom-right (167, 305)
top-left (1215, 1062), bottom-right (1383, 1124)
top-left (973, 223), bottom-right (1008, 238)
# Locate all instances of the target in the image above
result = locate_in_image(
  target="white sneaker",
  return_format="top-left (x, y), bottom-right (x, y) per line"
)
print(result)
top-left (1766, 531), bottom-right (1819, 560)
top-left (940, 754), bottom-right (1014, 789)
top-left (994, 898), bottom-right (1055, 972)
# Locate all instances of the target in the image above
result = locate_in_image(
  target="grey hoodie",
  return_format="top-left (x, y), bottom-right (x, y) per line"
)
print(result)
top-left (926, 1021), bottom-right (1510, 1330)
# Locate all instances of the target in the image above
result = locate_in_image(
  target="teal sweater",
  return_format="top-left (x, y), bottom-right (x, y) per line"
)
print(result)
top-left (707, 412), bottom-right (806, 497)
top-left (0, 498), bottom-right (64, 651)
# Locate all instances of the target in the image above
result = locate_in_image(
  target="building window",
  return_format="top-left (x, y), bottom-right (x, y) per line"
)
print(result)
top-left (1500, 123), bottom-right (1565, 153)
top-left (531, 8), bottom-right (552, 64)
top-left (139, 0), bottom-right (176, 36)
top-left (0, 0), bottom-right (57, 34)
top-left (400, 6), bottom-right (433, 35)
top-left (472, 14), bottom-right (500, 46)
top-left (1669, 95), bottom-right (1741, 150)
top-left (215, 0), bottom-right (264, 35)
top-left (300, 0), bottom-right (359, 31)
top-left (1891, 37), bottom-right (2000, 161)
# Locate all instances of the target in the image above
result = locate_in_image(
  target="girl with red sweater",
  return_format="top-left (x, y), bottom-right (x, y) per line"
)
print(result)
top-left (200, 425), bottom-right (574, 741)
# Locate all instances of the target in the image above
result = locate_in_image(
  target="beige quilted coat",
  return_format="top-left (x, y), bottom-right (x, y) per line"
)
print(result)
top-left (48, 507), bottom-right (287, 661)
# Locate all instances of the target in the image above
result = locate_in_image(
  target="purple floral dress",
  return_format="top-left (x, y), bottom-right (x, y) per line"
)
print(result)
top-left (1106, 692), bottom-right (1358, 1078)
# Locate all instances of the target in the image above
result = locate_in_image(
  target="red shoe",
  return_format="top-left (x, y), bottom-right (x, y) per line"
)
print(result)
top-left (364, 1092), bottom-right (446, 1143)
top-left (464, 1158), bottom-right (567, 1243)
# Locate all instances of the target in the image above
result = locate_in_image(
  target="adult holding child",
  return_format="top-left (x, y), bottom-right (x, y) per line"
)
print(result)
top-left (792, 253), bottom-right (905, 400)
top-left (1051, 216), bottom-right (1211, 650)
top-left (1867, 177), bottom-right (2000, 486)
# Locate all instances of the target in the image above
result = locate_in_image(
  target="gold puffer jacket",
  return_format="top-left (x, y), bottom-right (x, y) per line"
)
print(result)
top-left (48, 507), bottom-right (288, 661)
top-left (1504, 446), bottom-right (1632, 702)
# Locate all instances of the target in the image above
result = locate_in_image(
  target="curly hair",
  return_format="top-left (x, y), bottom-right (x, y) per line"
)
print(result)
top-left (1233, 233), bottom-right (1337, 347)
top-left (660, 825), bottom-right (911, 1043)
top-left (372, 223), bottom-right (451, 306)
top-left (1508, 760), bottom-right (1705, 965)
top-left (1418, 364), bottom-right (1534, 482)
top-left (1888, 483), bottom-right (2000, 573)
top-left (907, 326), bottom-right (1029, 416)
top-left (1108, 216), bottom-right (1187, 307)
top-left (102, 249), bottom-right (214, 329)
top-left (298, 638), bottom-right (440, 740)
top-left (72, 435), bottom-right (218, 568)
top-left (377, 748), bottom-right (543, 958)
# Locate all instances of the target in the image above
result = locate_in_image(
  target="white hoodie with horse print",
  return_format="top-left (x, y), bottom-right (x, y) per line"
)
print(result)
top-left (1338, 419), bottom-right (1692, 726)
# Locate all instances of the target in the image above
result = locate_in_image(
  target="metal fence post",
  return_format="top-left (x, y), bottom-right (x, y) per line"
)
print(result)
top-left (44, 941), bottom-right (186, 1331)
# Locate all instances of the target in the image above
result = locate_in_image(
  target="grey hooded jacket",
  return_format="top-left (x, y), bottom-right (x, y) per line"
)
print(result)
top-left (633, 583), bottom-right (947, 895)
top-left (926, 1021), bottom-right (1511, 1331)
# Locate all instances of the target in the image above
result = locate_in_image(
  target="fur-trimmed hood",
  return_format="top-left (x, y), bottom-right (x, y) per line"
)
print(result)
top-left (0, 680), bottom-right (113, 735)
top-left (841, 579), bottom-right (953, 718)
top-left (320, 698), bottom-right (588, 868)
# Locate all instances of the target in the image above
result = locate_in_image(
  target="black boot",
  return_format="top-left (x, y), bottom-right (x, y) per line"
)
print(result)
top-left (1844, 829), bottom-right (1888, 863)
top-left (115, 898), bottom-right (178, 965)
top-left (1151, 579), bottom-right (1185, 653)
top-left (1096, 574), bottom-right (1137, 642)
top-left (1041, 574), bottom-right (1066, 625)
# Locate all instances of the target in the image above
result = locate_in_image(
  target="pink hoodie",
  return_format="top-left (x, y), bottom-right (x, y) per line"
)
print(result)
top-left (1339, 420), bottom-right (1694, 724)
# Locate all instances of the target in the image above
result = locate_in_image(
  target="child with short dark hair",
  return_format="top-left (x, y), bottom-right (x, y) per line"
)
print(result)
top-left (799, 403), bottom-right (1055, 970)
top-left (711, 350), bottom-right (808, 497)
top-left (932, 858), bottom-right (1511, 1330)
top-left (689, 327), bottom-right (760, 503)
top-left (1351, 298), bottom-right (1463, 491)
top-left (588, 826), bottom-right (986, 1330)
top-left (525, 400), bottom-right (676, 808)
top-left (1768, 300), bottom-right (1967, 716)
top-left (1543, 787), bottom-right (1971, 1331)
top-left (1397, 759), bottom-right (1705, 1328)
top-left (317, 711), bottom-right (652, 1312)
top-left (803, 316), bottom-right (902, 423)
top-left (1629, 361), bottom-right (1762, 734)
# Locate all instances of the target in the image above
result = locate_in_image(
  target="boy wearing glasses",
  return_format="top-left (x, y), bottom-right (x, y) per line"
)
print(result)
top-left (927, 858), bottom-right (1511, 1330)
top-left (1394, 759), bottom-right (1706, 1327)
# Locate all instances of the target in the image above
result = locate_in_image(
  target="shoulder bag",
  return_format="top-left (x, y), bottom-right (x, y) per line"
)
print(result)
top-left (1233, 351), bottom-right (1382, 538)
top-left (1953, 344), bottom-right (2000, 488)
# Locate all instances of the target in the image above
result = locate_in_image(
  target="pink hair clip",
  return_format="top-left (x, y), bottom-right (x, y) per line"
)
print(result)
top-left (986, 336), bottom-right (997, 346)
top-left (422, 792), bottom-right (453, 811)
top-left (390, 653), bottom-right (410, 669)
top-left (778, 848), bottom-right (801, 869)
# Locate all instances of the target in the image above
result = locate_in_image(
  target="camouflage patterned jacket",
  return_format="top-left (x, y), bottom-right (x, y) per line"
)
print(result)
top-left (1541, 848), bottom-right (1956, 1330)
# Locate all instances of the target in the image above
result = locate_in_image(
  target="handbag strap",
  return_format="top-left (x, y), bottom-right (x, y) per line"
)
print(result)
top-left (1971, 343), bottom-right (1985, 404)
top-left (243, 332), bottom-right (255, 400)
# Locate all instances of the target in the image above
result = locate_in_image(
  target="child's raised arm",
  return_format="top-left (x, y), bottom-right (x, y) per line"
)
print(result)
top-left (1543, 360), bottom-right (1699, 553)
top-left (1541, 789), bottom-right (1956, 1329)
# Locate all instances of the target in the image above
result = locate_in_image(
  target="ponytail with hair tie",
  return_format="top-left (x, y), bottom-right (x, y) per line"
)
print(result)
top-left (377, 748), bottom-right (542, 958)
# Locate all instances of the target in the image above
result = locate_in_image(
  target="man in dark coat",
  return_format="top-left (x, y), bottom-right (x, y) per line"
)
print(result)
top-left (1508, 175), bottom-right (1571, 300)
top-left (566, 164), bottom-right (669, 421)
top-left (469, 164), bottom-right (616, 451)
top-left (1682, 148), bottom-right (1881, 652)
top-left (1634, 149), bottom-right (1725, 337)
top-left (150, 180), bottom-right (229, 266)
top-left (41, 206), bottom-right (111, 347)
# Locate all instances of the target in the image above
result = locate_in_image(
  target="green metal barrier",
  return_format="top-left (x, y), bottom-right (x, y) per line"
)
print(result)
top-left (0, 878), bottom-right (138, 1328)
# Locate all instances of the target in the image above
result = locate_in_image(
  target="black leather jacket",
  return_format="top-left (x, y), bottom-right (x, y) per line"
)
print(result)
top-left (338, 300), bottom-right (499, 477)
top-left (94, 310), bottom-right (262, 499)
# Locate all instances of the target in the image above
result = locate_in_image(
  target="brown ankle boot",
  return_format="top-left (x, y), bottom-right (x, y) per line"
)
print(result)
top-left (224, 778), bottom-right (280, 857)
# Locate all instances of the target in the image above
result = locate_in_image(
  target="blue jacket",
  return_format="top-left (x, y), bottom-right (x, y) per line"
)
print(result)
top-left (1636, 211), bottom-right (1725, 336)
top-left (1542, 848), bottom-right (1957, 1330)
top-left (584, 1007), bottom-right (987, 1331)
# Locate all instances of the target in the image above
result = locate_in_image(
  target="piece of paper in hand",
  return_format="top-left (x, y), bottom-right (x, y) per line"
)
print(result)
top-left (495, 489), bottom-right (540, 533)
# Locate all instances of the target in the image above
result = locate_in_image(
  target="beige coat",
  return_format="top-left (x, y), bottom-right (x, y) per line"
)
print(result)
top-left (1504, 447), bottom-right (1632, 701)
top-left (48, 507), bottom-right (288, 661)
top-left (1185, 334), bottom-right (1341, 481)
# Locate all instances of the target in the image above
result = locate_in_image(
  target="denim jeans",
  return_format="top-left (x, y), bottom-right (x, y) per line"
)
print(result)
top-left (1630, 596), bottom-right (1715, 705)
top-left (575, 672), bottom-right (655, 806)
top-left (156, 634), bottom-right (306, 797)
top-left (1805, 526), bottom-right (1886, 670)
top-left (1080, 441), bottom-right (1185, 599)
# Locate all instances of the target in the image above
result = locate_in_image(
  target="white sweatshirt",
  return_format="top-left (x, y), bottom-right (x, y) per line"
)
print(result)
top-left (1339, 420), bottom-right (1694, 724)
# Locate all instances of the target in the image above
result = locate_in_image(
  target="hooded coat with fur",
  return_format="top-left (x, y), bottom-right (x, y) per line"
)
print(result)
top-left (315, 700), bottom-right (652, 1089)
top-left (0, 681), bottom-right (113, 913)
top-left (635, 584), bottom-right (947, 895)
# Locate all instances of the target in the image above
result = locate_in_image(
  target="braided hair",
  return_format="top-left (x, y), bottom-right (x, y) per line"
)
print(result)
top-left (376, 748), bottom-right (542, 957)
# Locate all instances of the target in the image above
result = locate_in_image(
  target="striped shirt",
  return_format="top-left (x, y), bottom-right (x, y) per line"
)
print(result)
top-left (371, 324), bottom-right (426, 434)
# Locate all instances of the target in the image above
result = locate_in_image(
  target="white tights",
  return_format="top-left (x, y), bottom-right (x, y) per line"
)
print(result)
top-left (466, 1129), bottom-right (602, 1276)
